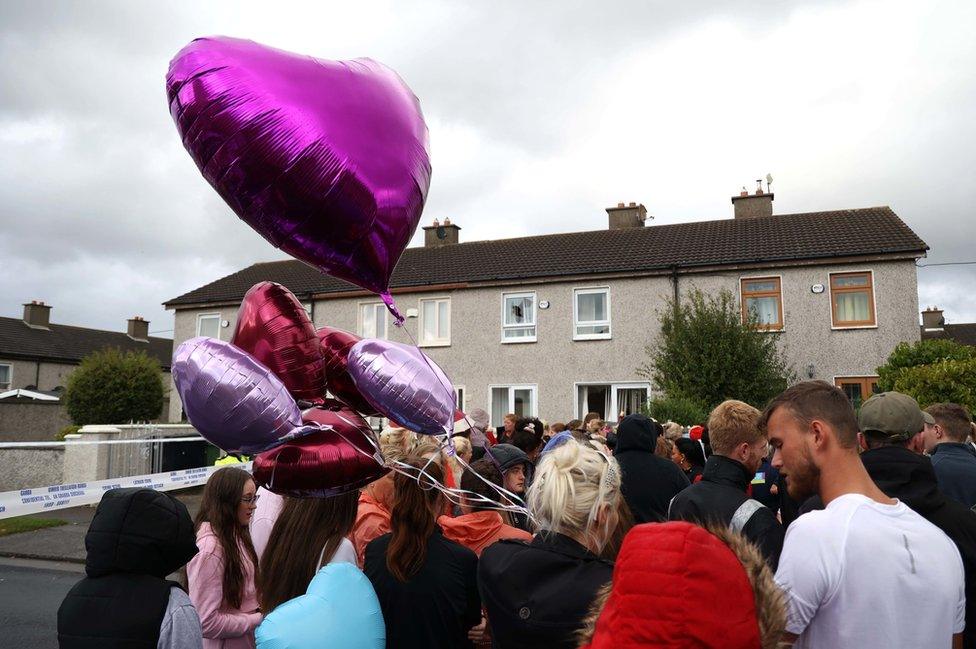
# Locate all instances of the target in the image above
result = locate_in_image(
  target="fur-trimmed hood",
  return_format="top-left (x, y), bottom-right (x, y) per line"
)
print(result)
top-left (578, 521), bottom-right (786, 649)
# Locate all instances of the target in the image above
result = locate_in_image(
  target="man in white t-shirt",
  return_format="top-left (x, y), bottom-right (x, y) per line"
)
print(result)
top-left (763, 381), bottom-right (965, 649)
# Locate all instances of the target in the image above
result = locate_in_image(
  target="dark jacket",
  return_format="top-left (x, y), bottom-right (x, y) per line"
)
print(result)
top-left (668, 454), bottom-right (785, 569)
top-left (364, 527), bottom-right (481, 649)
top-left (931, 442), bottom-right (976, 509)
top-left (58, 488), bottom-right (199, 648)
top-left (800, 447), bottom-right (976, 648)
top-left (751, 457), bottom-right (781, 511)
top-left (479, 533), bottom-right (612, 649)
top-left (614, 414), bottom-right (690, 523)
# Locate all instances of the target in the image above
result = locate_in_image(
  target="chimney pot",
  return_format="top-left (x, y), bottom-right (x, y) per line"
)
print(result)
top-left (23, 301), bottom-right (52, 330)
top-left (422, 219), bottom-right (461, 248)
top-left (127, 316), bottom-right (150, 342)
top-left (606, 202), bottom-right (650, 229)
top-left (732, 185), bottom-right (774, 219)
top-left (921, 306), bottom-right (945, 331)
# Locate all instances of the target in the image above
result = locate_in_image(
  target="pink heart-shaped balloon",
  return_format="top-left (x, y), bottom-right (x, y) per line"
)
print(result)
top-left (166, 37), bottom-right (431, 310)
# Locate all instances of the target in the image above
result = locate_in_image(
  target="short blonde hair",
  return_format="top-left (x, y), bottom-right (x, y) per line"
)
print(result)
top-left (527, 440), bottom-right (621, 552)
top-left (452, 436), bottom-right (472, 458)
top-left (379, 426), bottom-right (417, 463)
top-left (708, 400), bottom-right (763, 456)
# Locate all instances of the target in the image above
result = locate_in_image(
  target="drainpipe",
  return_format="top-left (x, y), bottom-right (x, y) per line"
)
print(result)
top-left (670, 265), bottom-right (680, 309)
top-left (35, 361), bottom-right (41, 389)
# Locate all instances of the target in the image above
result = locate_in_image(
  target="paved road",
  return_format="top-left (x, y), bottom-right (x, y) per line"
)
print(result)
top-left (0, 558), bottom-right (83, 648)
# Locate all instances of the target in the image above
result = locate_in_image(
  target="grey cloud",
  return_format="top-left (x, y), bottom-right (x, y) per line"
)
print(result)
top-left (0, 0), bottom-right (974, 337)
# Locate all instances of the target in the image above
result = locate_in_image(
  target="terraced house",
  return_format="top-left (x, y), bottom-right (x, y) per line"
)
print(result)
top-left (164, 188), bottom-right (928, 424)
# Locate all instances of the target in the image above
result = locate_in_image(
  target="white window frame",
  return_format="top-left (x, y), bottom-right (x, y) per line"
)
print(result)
top-left (196, 313), bottom-right (221, 340)
top-left (488, 384), bottom-right (539, 420)
top-left (501, 291), bottom-right (538, 343)
top-left (828, 269), bottom-right (878, 330)
top-left (0, 363), bottom-right (11, 391)
top-left (358, 301), bottom-right (389, 339)
top-left (418, 297), bottom-right (451, 347)
top-left (573, 286), bottom-right (612, 340)
top-left (738, 274), bottom-right (785, 331)
top-left (573, 381), bottom-right (651, 420)
top-left (454, 385), bottom-right (466, 410)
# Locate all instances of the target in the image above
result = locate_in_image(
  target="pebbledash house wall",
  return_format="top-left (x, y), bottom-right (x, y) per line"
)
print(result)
top-left (166, 259), bottom-right (920, 424)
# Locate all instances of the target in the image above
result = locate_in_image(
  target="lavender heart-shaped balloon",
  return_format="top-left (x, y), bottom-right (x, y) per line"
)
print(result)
top-left (347, 339), bottom-right (455, 436)
top-left (172, 337), bottom-right (325, 454)
top-left (166, 37), bottom-right (431, 316)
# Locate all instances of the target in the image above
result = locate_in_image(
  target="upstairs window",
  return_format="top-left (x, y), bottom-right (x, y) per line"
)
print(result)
top-left (0, 363), bottom-right (10, 391)
top-left (419, 297), bottom-right (451, 346)
top-left (740, 277), bottom-right (783, 330)
top-left (359, 303), bottom-right (388, 339)
top-left (574, 287), bottom-right (611, 340)
top-left (502, 292), bottom-right (537, 342)
top-left (830, 272), bottom-right (876, 327)
top-left (196, 314), bottom-right (221, 340)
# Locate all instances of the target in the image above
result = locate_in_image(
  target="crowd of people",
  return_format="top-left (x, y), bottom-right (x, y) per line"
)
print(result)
top-left (56, 382), bottom-right (976, 648)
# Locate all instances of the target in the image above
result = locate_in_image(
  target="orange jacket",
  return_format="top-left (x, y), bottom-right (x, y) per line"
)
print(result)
top-left (438, 511), bottom-right (532, 556)
top-left (351, 476), bottom-right (395, 567)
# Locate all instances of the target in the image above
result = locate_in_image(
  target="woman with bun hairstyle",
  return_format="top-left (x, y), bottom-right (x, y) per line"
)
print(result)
top-left (188, 467), bottom-right (262, 649)
top-left (672, 436), bottom-right (707, 483)
top-left (478, 440), bottom-right (621, 649)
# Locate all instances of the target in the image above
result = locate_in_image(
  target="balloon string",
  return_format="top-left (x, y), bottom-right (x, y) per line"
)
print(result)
top-left (324, 408), bottom-right (533, 523)
top-left (387, 317), bottom-right (534, 523)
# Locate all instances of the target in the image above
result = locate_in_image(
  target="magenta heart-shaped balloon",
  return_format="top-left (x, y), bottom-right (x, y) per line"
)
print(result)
top-left (232, 282), bottom-right (324, 403)
top-left (166, 37), bottom-right (431, 310)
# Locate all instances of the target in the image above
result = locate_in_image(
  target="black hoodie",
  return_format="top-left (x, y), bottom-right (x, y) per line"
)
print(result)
top-left (614, 414), bottom-right (690, 523)
top-left (803, 446), bottom-right (976, 649)
top-left (58, 488), bottom-right (199, 648)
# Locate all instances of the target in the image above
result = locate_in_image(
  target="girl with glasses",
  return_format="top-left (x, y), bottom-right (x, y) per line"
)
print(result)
top-left (188, 467), bottom-right (263, 649)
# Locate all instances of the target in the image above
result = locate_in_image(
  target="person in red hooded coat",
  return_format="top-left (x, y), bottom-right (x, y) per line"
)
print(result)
top-left (579, 521), bottom-right (786, 649)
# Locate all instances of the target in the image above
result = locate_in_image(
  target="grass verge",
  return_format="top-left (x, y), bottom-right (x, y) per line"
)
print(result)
top-left (0, 516), bottom-right (68, 537)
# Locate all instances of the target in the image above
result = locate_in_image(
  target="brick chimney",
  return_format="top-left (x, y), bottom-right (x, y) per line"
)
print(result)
top-left (23, 300), bottom-right (51, 330)
top-left (422, 218), bottom-right (461, 247)
top-left (921, 306), bottom-right (945, 331)
top-left (606, 202), bottom-right (649, 229)
top-left (732, 181), bottom-right (774, 219)
top-left (127, 316), bottom-right (150, 342)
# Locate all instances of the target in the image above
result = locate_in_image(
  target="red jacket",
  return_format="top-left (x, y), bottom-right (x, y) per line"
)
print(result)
top-left (582, 522), bottom-right (763, 649)
top-left (438, 511), bottom-right (531, 556)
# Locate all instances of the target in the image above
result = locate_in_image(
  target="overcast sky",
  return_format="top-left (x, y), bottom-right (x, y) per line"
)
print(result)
top-left (1, 0), bottom-right (974, 336)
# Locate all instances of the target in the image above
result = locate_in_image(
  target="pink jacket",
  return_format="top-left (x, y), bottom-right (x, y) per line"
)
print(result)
top-left (187, 523), bottom-right (262, 649)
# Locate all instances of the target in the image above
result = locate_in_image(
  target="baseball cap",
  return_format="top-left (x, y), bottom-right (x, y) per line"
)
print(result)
top-left (858, 391), bottom-right (926, 441)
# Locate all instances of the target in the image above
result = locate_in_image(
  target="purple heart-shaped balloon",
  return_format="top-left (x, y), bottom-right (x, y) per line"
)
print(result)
top-left (166, 37), bottom-right (431, 312)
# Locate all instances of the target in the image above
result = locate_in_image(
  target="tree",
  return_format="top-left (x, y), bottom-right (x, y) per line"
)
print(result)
top-left (645, 395), bottom-right (710, 427)
top-left (876, 338), bottom-right (975, 391)
top-left (64, 349), bottom-right (165, 426)
top-left (876, 339), bottom-right (976, 410)
top-left (638, 288), bottom-right (793, 411)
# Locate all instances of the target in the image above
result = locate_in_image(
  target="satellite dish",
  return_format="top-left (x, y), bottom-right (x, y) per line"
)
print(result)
top-left (766, 173), bottom-right (773, 185)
